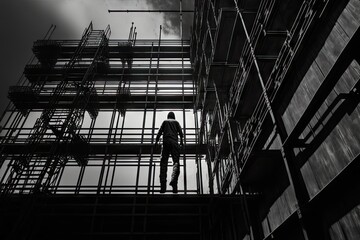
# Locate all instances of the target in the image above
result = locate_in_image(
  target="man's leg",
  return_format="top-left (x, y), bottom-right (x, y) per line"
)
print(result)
top-left (159, 143), bottom-right (170, 193)
top-left (169, 141), bottom-right (180, 193)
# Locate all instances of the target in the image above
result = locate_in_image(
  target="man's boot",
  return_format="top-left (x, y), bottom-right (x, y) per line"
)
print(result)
top-left (160, 182), bottom-right (166, 193)
top-left (169, 181), bottom-right (178, 193)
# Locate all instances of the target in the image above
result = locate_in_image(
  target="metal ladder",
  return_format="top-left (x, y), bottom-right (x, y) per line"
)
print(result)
top-left (1, 23), bottom-right (111, 194)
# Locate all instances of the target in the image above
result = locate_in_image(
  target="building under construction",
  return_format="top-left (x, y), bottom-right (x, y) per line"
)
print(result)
top-left (1, 0), bottom-right (360, 239)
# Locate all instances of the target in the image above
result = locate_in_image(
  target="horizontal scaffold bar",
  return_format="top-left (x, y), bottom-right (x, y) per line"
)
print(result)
top-left (13, 94), bottom-right (194, 110)
top-left (1, 143), bottom-right (207, 155)
top-left (108, 9), bottom-right (195, 13)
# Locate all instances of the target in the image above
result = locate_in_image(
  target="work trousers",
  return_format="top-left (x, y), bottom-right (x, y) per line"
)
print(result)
top-left (159, 138), bottom-right (180, 185)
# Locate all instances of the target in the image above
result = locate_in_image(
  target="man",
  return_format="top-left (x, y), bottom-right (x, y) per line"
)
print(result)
top-left (155, 112), bottom-right (184, 193)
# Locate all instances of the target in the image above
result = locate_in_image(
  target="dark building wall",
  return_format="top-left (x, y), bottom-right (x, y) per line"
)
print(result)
top-left (281, 1), bottom-right (360, 239)
top-left (192, 0), bottom-right (360, 239)
top-left (282, 0), bottom-right (360, 204)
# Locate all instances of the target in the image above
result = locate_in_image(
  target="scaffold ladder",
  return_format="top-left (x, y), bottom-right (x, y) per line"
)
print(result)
top-left (1, 22), bottom-right (111, 194)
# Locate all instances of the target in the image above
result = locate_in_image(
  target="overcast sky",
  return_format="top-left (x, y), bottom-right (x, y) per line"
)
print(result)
top-left (0, 0), bottom-right (193, 114)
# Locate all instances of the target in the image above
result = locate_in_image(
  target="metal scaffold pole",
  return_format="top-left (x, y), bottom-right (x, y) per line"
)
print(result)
top-left (147, 25), bottom-right (162, 194)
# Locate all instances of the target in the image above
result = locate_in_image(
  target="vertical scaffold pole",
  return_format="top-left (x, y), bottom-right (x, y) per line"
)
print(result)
top-left (147, 26), bottom-right (162, 193)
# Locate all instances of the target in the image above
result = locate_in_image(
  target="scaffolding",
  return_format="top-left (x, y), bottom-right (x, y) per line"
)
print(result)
top-left (0, 21), bottom-right (205, 196)
top-left (1, 0), bottom-right (360, 239)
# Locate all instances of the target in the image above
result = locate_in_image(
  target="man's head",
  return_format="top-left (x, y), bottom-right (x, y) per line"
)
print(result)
top-left (167, 112), bottom-right (175, 119)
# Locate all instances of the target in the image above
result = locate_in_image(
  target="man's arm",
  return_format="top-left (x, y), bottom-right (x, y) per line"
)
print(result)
top-left (177, 122), bottom-right (184, 146)
top-left (155, 122), bottom-right (164, 145)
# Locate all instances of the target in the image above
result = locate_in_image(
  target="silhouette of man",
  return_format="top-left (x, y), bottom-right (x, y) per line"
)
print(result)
top-left (155, 112), bottom-right (184, 193)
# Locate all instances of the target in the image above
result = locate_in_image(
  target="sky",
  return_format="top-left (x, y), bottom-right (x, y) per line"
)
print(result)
top-left (0, 0), bottom-right (194, 114)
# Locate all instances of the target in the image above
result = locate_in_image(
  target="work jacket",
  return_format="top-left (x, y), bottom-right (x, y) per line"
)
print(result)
top-left (156, 119), bottom-right (183, 143)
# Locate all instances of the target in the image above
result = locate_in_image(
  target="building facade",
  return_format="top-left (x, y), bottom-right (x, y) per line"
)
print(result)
top-left (192, 0), bottom-right (360, 239)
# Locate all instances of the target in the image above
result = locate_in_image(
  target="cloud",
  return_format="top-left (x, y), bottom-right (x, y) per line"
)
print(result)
top-left (145, 0), bottom-right (194, 38)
